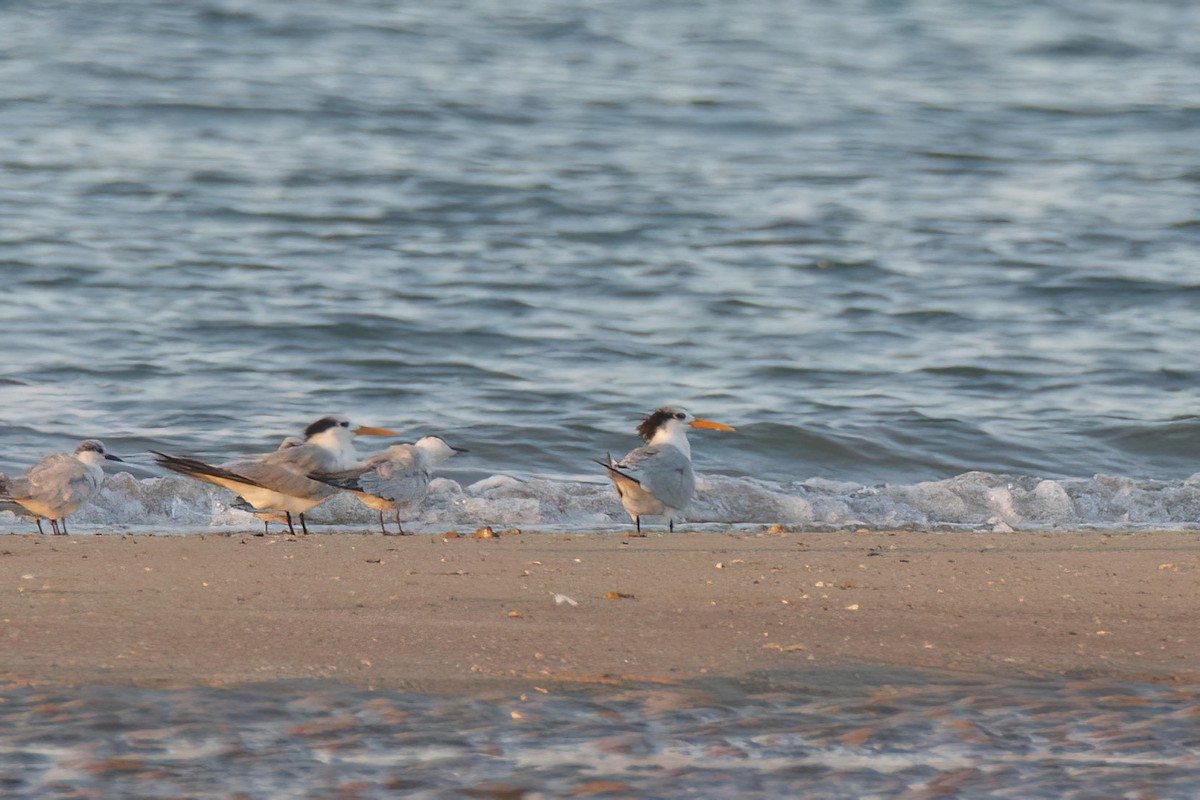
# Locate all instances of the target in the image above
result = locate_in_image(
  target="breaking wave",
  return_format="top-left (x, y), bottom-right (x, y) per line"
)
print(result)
top-left (5, 470), bottom-right (1200, 534)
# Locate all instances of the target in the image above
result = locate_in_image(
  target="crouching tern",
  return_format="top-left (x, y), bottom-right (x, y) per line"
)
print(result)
top-left (598, 407), bottom-right (734, 534)
top-left (0, 440), bottom-right (125, 534)
top-left (152, 416), bottom-right (397, 535)
top-left (309, 435), bottom-right (466, 535)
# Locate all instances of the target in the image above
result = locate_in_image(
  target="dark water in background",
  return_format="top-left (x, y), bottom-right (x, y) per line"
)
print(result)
top-left (2, 0), bottom-right (1200, 531)
top-left (4, 6), bottom-right (1200, 794)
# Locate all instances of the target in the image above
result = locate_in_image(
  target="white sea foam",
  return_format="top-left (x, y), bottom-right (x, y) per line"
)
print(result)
top-left (4, 469), bottom-right (1200, 535)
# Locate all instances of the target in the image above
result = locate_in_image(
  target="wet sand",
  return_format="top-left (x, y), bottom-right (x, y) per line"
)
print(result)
top-left (2, 530), bottom-right (1199, 691)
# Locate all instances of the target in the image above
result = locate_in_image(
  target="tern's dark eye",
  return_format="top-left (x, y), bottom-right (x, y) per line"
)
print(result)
top-left (341, 421), bottom-right (350, 428)
top-left (674, 412), bottom-right (685, 420)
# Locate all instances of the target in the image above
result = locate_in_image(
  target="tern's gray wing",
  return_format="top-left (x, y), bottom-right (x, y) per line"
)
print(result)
top-left (258, 442), bottom-right (340, 474)
top-left (313, 447), bottom-right (428, 504)
top-left (363, 450), bottom-right (430, 504)
top-left (615, 444), bottom-right (695, 510)
top-left (225, 457), bottom-right (338, 500)
top-left (308, 448), bottom-right (391, 489)
top-left (22, 453), bottom-right (99, 513)
top-left (0, 473), bottom-right (38, 519)
top-left (152, 451), bottom-right (335, 501)
top-left (1, 465), bottom-right (36, 500)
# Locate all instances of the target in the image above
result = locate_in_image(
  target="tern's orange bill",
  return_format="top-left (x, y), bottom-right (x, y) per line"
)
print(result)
top-left (689, 418), bottom-right (736, 432)
top-left (354, 425), bottom-right (399, 436)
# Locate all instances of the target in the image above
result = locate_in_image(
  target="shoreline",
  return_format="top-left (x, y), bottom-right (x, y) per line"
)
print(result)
top-left (3, 530), bottom-right (1199, 692)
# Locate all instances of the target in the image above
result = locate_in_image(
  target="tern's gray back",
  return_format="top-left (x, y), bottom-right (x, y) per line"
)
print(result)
top-left (0, 468), bottom-right (30, 500)
top-left (256, 441), bottom-right (343, 474)
top-left (365, 446), bottom-right (430, 504)
top-left (21, 452), bottom-right (102, 516)
top-left (224, 455), bottom-right (340, 501)
top-left (220, 440), bottom-right (347, 500)
top-left (619, 444), bottom-right (695, 511)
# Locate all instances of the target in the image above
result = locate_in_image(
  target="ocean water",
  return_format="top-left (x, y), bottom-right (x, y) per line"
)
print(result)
top-left (5, 5), bottom-right (1200, 795)
top-left (2, 0), bottom-right (1200, 534)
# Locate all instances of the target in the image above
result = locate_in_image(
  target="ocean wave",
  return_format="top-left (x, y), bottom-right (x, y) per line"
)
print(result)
top-left (5, 470), bottom-right (1200, 535)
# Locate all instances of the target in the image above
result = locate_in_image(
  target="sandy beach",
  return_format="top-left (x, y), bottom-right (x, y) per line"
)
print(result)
top-left (3, 529), bottom-right (1198, 691)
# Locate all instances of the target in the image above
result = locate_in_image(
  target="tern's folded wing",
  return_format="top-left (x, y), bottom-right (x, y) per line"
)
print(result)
top-left (259, 442), bottom-right (340, 474)
top-left (232, 459), bottom-right (338, 500)
top-left (616, 445), bottom-right (695, 510)
top-left (25, 454), bottom-right (96, 506)
top-left (361, 458), bottom-right (430, 503)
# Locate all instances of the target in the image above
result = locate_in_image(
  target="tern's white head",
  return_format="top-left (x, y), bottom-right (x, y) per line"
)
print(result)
top-left (74, 439), bottom-right (125, 466)
top-left (414, 435), bottom-right (467, 467)
top-left (303, 415), bottom-right (398, 469)
top-left (303, 416), bottom-right (397, 446)
top-left (636, 407), bottom-right (735, 459)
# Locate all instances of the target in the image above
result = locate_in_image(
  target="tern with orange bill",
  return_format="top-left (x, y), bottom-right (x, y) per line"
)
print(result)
top-left (597, 407), bottom-right (735, 534)
top-left (153, 415), bottom-right (397, 535)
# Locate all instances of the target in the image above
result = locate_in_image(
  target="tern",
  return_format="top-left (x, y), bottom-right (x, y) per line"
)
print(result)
top-left (0, 440), bottom-right (126, 535)
top-left (597, 407), bottom-right (734, 535)
top-left (152, 416), bottom-right (397, 535)
top-left (229, 437), bottom-right (302, 536)
top-left (309, 435), bottom-right (466, 535)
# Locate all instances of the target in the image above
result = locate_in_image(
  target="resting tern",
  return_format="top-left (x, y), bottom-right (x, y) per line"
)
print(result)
top-left (598, 407), bottom-right (734, 534)
top-left (0, 440), bottom-right (125, 535)
top-left (309, 435), bottom-right (466, 534)
top-left (153, 416), bottom-right (397, 535)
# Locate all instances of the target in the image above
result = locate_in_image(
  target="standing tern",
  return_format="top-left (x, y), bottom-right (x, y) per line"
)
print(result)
top-left (309, 435), bottom-right (466, 534)
top-left (229, 436), bottom-right (302, 536)
top-left (152, 416), bottom-right (397, 535)
top-left (598, 407), bottom-right (734, 535)
top-left (0, 440), bottom-right (126, 535)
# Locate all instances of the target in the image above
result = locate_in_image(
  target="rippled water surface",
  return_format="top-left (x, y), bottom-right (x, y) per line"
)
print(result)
top-left (4, 6), bottom-right (1200, 793)
top-left (2, 0), bottom-right (1200, 532)
top-left (3, 671), bottom-right (1199, 799)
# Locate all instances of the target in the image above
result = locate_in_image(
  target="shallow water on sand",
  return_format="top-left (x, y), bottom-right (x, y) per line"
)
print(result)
top-left (3, 670), bottom-right (1199, 799)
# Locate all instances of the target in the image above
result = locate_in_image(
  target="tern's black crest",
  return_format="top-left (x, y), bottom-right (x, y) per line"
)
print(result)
top-left (304, 416), bottom-right (348, 439)
top-left (636, 407), bottom-right (682, 442)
